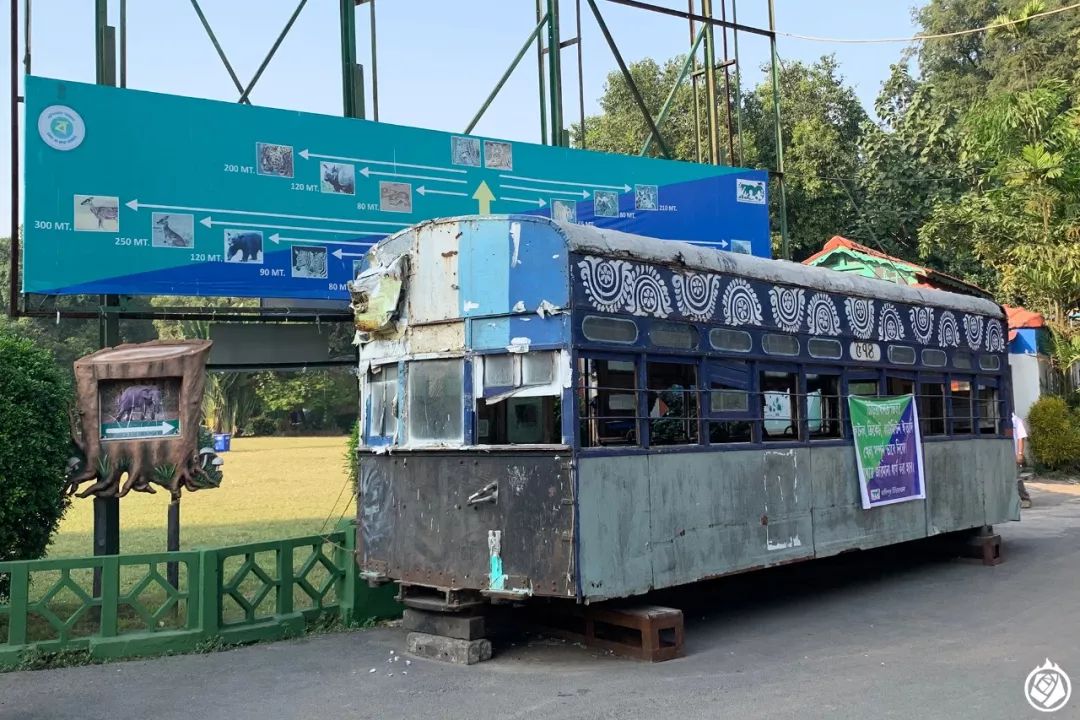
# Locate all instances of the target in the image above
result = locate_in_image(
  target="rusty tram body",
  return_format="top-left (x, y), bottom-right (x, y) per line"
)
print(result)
top-left (352, 215), bottom-right (1018, 606)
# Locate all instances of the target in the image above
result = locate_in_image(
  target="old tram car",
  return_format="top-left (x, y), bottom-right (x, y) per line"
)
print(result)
top-left (352, 216), bottom-right (1017, 607)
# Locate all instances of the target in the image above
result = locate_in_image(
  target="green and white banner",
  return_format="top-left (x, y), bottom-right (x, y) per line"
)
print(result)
top-left (848, 394), bottom-right (926, 509)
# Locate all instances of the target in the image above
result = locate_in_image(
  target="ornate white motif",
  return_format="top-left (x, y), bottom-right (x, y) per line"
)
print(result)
top-left (844, 297), bottom-right (876, 340)
top-left (985, 318), bottom-right (1005, 353)
top-left (769, 286), bottom-right (805, 332)
top-left (878, 302), bottom-right (905, 341)
top-left (722, 278), bottom-right (763, 327)
top-left (963, 314), bottom-right (984, 351)
top-left (625, 264), bottom-right (673, 318)
top-left (909, 306), bottom-right (935, 345)
top-left (672, 272), bottom-right (721, 321)
top-left (938, 310), bottom-right (960, 347)
top-left (578, 257), bottom-right (630, 313)
top-left (806, 293), bottom-right (841, 336)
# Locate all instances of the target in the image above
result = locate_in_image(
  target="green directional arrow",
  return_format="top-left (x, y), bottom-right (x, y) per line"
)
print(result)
top-left (100, 419), bottom-right (180, 441)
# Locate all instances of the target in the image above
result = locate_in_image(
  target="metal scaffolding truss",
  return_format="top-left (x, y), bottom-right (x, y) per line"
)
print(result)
top-left (7, 0), bottom-right (787, 326)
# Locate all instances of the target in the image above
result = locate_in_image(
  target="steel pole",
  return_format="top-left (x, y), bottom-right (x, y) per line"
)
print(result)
top-left (732, 0), bottom-right (744, 166)
top-left (575, 0), bottom-right (586, 148)
top-left (369, 0), bottom-right (379, 121)
top-left (641, 27), bottom-right (704, 156)
top-left (701, 0), bottom-right (719, 164)
top-left (767, 0), bottom-right (789, 259)
top-left (546, 0), bottom-right (564, 145)
top-left (535, 0), bottom-right (548, 145)
top-left (465, 14), bottom-right (549, 135)
top-left (689, 0), bottom-right (701, 163)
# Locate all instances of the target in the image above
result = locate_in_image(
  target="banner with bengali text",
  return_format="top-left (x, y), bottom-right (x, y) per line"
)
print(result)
top-left (848, 394), bottom-right (926, 509)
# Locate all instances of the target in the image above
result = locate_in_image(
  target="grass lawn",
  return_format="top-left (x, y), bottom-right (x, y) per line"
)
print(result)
top-left (49, 435), bottom-right (355, 559)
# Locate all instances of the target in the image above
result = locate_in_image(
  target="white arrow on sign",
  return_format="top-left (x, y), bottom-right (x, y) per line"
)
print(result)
top-left (359, 167), bottom-right (467, 185)
top-left (300, 149), bottom-right (467, 175)
top-left (270, 233), bottom-right (374, 249)
top-left (128, 200), bottom-right (410, 229)
top-left (416, 185), bottom-right (468, 198)
top-left (199, 219), bottom-right (385, 237)
top-left (501, 184), bottom-right (589, 199)
top-left (498, 174), bottom-right (630, 193)
top-left (502, 196), bottom-right (547, 208)
top-left (331, 248), bottom-right (368, 259)
top-left (692, 240), bottom-right (730, 249)
top-left (105, 421), bottom-right (177, 436)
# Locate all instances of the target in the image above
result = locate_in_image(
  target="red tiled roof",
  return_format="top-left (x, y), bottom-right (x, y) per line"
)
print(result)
top-left (1005, 305), bottom-right (1044, 330)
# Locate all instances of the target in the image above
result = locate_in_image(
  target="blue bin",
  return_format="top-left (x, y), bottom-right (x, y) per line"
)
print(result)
top-left (213, 433), bottom-right (232, 452)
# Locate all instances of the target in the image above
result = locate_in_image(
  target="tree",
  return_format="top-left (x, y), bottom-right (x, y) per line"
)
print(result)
top-left (0, 330), bottom-right (71, 569)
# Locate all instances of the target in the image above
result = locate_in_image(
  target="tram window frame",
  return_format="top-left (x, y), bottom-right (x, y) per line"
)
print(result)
top-left (582, 315), bottom-right (638, 344)
top-left (976, 378), bottom-right (1002, 435)
top-left (645, 360), bottom-right (700, 446)
top-left (649, 321), bottom-right (699, 350)
top-left (705, 360), bottom-right (754, 444)
top-left (578, 355), bottom-right (640, 448)
top-left (365, 362), bottom-right (399, 444)
top-left (846, 372), bottom-right (881, 399)
top-left (918, 375), bottom-right (947, 436)
top-left (760, 366), bottom-right (801, 442)
top-left (949, 376), bottom-right (975, 435)
top-left (886, 374), bottom-right (915, 397)
top-left (405, 358), bottom-right (464, 446)
top-left (709, 327), bottom-right (753, 353)
top-left (806, 370), bottom-right (842, 440)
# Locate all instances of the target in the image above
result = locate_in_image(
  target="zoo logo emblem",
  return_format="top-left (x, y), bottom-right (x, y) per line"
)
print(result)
top-left (736, 179), bottom-right (766, 204)
top-left (1025, 659), bottom-right (1071, 713)
top-left (38, 104), bottom-right (85, 151)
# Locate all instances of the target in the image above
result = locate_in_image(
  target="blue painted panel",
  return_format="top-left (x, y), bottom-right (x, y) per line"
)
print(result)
top-left (470, 315), bottom-right (570, 351)
top-left (1008, 328), bottom-right (1039, 355)
top-left (458, 219), bottom-right (512, 317)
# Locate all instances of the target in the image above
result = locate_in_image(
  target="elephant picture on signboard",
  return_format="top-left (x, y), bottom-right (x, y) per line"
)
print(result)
top-left (115, 385), bottom-right (164, 423)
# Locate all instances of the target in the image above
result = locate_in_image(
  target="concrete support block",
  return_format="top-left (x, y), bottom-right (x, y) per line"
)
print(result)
top-left (406, 631), bottom-right (492, 665)
top-left (402, 609), bottom-right (485, 640)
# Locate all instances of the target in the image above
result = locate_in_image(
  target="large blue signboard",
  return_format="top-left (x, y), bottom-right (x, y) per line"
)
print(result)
top-left (24, 76), bottom-right (770, 300)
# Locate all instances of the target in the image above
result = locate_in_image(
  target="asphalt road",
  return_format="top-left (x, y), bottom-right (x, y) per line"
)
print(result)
top-left (2, 483), bottom-right (1078, 720)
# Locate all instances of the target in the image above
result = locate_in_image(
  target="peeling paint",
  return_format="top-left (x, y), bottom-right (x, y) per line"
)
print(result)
top-left (512, 300), bottom-right (526, 313)
top-left (536, 299), bottom-right (562, 318)
top-left (508, 466), bottom-right (528, 495)
top-left (463, 300), bottom-right (480, 311)
top-left (766, 534), bottom-right (803, 551)
top-left (507, 337), bottom-right (531, 353)
top-left (510, 222), bottom-right (522, 267)
top-left (488, 530), bottom-right (506, 591)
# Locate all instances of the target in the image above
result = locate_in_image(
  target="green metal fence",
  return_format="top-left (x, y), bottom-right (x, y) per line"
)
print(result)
top-left (0, 521), bottom-right (400, 668)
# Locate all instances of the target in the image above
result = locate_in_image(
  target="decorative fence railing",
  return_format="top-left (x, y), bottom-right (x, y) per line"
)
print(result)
top-left (0, 521), bottom-right (400, 668)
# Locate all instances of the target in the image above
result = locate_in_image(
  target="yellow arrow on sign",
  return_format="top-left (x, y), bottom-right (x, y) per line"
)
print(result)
top-left (472, 180), bottom-right (495, 215)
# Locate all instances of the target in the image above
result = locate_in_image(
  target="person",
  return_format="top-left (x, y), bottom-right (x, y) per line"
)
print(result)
top-left (1012, 412), bottom-right (1033, 509)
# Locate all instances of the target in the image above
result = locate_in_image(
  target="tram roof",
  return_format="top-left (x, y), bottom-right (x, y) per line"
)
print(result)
top-left (378, 216), bottom-right (1004, 318)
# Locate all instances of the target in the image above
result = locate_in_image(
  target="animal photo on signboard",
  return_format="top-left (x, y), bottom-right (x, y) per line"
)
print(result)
top-left (224, 229), bottom-right (264, 264)
top-left (256, 142), bottom-right (294, 177)
top-left (74, 194), bottom-right (119, 232)
top-left (484, 140), bottom-right (513, 170)
top-left (321, 161), bottom-right (355, 195)
top-left (593, 190), bottom-right (619, 218)
top-left (379, 181), bottom-right (413, 213)
top-left (552, 199), bottom-right (577, 223)
top-left (152, 213), bottom-right (194, 248)
top-left (451, 136), bottom-right (480, 167)
top-left (98, 378), bottom-right (181, 440)
top-left (292, 245), bottom-right (328, 279)
top-left (635, 184), bottom-right (658, 211)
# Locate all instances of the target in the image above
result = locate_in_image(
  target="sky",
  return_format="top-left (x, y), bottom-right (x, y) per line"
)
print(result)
top-left (0, 0), bottom-right (924, 230)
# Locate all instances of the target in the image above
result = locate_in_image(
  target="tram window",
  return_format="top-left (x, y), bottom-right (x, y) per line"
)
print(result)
top-left (761, 371), bottom-right (799, 441)
top-left (709, 328), bottom-right (752, 353)
top-left (579, 358), bottom-right (639, 447)
top-left (887, 345), bottom-right (916, 365)
top-left (367, 364), bottom-right (398, 439)
top-left (806, 374), bottom-right (841, 439)
top-left (484, 355), bottom-right (516, 388)
top-left (406, 359), bottom-right (463, 444)
top-left (706, 361), bottom-right (753, 444)
top-left (582, 315), bottom-right (637, 344)
top-left (953, 351), bottom-right (973, 370)
top-left (763, 333), bottom-right (800, 357)
top-left (922, 349), bottom-right (947, 367)
top-left (522, 353), bottom-right (555, 385)
top-left (477, 397), bottom-right (561, 444)
top-left (979, 355), bottom-right (1001, 372)
top-left (650, 321), bottom-right (698, 350)
top-left (950, 379), bottom-right (974, 434)
top-left (918, 381), bottom-right (946, 436)
top-left (848, 378), bottom-right (880, 397)
top-left (808, 338), bottom-right (842, 360)
top-left (886, 376), bottom-right (914, 396)
top-left (646, 362), bottom-right (699, 446)
top-left (977, 385), bottom-right (1001, 435)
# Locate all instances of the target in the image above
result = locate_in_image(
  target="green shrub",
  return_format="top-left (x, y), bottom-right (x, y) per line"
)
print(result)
top-left (247, 416), bottom-right (278, 436)
top-left (0, 331), bottom-right (72, 568)
top-left (1027, 396), bottom-right (1080, 470)
top-left (345, 420), bottom-right (360, 492)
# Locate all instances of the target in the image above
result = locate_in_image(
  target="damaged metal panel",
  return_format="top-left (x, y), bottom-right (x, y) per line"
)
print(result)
top-left (925, 441), bottom-right (986, 536)
top-left (410, 323), bottom-right (466, 354)
top-left (469, 314), bottom-right (570, 352)
top-left (576, 455), bottom-right (653, 599)
top-left (409, 222), bottom-right (461, 324)
top-left (979, 438), bottom-right (1020, 524)
top-left (810, 445), bottom-right (928, 557)
top-left (350, 255), bottom-right (407, 333)
top-left (358, 452), bottom-right (575, 598)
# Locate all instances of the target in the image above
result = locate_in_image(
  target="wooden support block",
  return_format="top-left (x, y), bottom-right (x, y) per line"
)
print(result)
top-left (530, 603), bottom-right (684, 662)
top-left (961, 532), bottom-right (1003, 566)
top-left (402, 608), bottom-right (486, 640)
